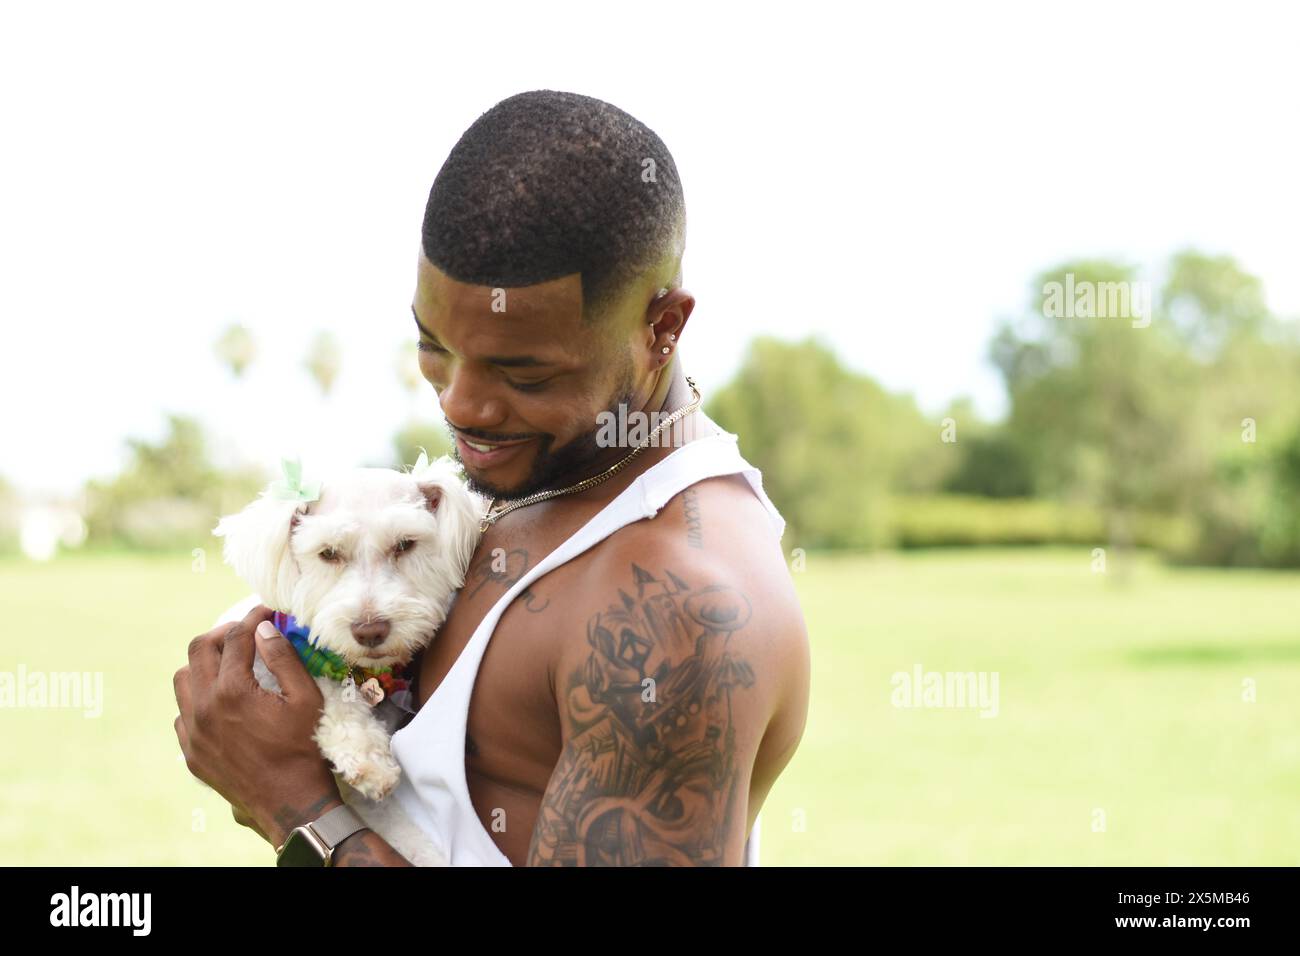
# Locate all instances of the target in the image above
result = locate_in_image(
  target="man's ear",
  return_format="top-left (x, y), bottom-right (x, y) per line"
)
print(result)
top-left (410, 454), bottom-right (485, 586)
top-left (212, 493), bottom-right (309, 611)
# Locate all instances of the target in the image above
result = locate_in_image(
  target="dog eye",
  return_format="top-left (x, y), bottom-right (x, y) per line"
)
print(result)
top-left (394, 538), bottom-right (416, 555)
top-left (319, 547), bottom-right (342, 562)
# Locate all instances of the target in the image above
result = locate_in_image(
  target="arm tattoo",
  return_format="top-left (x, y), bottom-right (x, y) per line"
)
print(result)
top-left (465, 546), bottom-right (550, 613)
top-left (681, 487), bottom-right (704, 549)
top-left (272, 792), bottom-right (336, 845)
top-left (527, 563), bottom-right (755, 866)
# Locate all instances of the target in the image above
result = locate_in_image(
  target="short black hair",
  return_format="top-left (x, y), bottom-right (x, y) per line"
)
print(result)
top-left (421, 90), bottom-right (685, 324)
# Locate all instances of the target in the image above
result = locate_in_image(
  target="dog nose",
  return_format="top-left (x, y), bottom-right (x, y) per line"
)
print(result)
top-left (351, 619), bottom-right (391, 648)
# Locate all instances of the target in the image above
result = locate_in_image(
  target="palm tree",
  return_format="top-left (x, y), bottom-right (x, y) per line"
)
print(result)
top-left (305, 331), bottom-right (342, 396)
top-left (214, 323), bottom-right (256, 378)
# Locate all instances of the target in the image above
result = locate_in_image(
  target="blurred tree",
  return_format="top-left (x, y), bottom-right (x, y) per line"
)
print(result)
top-left (943, 429), bottom-right (1037, 498)
top-left (214, 323), bottom-right (256, 378)
top-left (1163, 249), bottom-right (1269, 360)
top-left (305, 331), bottom-right (342, 396)
top-left (706, 336), bottom-right (934, 549)
top-left (991, 259), bottom-right (1196, 565)
top-left (391, 420), bottom-right (454, 472)
top-left (992, 251), bottom-right (1300, 567)
top-left (84, 414), bottom-right (268, 550)
top-left (934, 396), bottom-right (1036, 498)
top-left (1258, 421), bottom-right (1300, 566)
top-left (1159, 251), bottom-right (1300, 565)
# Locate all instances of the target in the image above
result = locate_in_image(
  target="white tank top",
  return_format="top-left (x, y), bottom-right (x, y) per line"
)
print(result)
top-left (387, 410), bottom-right (786, 866)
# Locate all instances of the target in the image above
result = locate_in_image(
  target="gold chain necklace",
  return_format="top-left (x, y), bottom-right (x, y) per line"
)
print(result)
top-left (478, 376), bottom-right (701, 533)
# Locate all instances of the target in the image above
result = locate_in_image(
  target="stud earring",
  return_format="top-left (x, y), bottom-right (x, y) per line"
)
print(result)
top-left (668, 334), bottom-right (676, 341)
top-left (661, 346), bottom-right (671, 354)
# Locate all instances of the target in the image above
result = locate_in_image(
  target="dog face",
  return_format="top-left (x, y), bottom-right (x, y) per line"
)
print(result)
top-left (213, 455), bottom-right (485, 668)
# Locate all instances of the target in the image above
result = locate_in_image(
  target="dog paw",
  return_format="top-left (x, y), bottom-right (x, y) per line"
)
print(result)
top-left (345, 754), bottom-right (402, 801)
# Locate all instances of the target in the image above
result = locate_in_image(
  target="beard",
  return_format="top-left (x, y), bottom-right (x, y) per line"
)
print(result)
top-left (448, 367), bottom-right (639, 501)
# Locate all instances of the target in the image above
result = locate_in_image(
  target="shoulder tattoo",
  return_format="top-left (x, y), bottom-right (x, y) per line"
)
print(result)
top-left (527, 563), bottom-right (755, 865)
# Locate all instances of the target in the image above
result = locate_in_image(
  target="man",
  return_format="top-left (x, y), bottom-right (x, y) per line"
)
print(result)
top-left (174, 90), bottom-right (810, 866)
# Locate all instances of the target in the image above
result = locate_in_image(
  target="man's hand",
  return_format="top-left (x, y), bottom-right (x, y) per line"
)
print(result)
top-left (232, 803), bottom-right (270, 842)
top-left (173, 603), bottom-right (340, 849)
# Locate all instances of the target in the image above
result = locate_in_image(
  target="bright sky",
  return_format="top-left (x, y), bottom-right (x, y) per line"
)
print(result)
top-left (2, 1), bottom-right (1297, 500)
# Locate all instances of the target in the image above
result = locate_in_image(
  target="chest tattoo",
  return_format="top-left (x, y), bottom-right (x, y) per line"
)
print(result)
top-left (464, 546), bottom-right (551, 613)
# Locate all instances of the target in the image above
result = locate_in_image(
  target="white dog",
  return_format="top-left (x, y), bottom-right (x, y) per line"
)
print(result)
top-left (209, 452), bottom-right (484, 866)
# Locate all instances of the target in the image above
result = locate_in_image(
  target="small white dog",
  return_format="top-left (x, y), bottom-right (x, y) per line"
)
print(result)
top-left (209, 452), bottom-right (484, 866)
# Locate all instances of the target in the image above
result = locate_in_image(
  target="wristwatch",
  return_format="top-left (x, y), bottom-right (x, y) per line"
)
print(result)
top-left (275, 803), bottom-right (370, 867)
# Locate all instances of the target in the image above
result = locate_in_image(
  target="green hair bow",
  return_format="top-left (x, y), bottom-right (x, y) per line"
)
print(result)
top-left (268, 456), bottom-right (322, 503)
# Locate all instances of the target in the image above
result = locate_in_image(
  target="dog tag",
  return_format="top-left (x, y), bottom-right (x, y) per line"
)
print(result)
top-left (340, 674), bottom-right (357, 702)
top-left (360, 677), bottom-right (385, 707)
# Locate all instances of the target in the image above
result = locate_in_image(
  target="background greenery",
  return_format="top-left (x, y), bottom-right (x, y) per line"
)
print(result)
top-left (709, 251), bottom-right (1300, 566)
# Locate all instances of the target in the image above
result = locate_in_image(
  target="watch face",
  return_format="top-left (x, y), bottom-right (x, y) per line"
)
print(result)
top-left (277, 828), bottom-right (328, 867)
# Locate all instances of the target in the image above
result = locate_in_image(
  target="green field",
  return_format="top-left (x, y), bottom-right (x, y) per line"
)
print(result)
top-left (2, 547), bottom-right (1298, 865)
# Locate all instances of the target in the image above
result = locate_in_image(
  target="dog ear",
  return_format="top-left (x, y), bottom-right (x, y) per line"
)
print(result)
top-left (410, 453), bottom-right (485, 585)
top-left (212, 491), bottom-right (310, 611)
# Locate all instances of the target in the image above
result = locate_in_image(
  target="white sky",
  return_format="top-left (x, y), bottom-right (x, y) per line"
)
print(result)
top-left (2, 0), bottom-right (1297, 500)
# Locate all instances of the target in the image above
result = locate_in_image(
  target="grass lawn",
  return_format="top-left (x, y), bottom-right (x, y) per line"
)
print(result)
top-left (2, 546), bottom-right (1297, 865)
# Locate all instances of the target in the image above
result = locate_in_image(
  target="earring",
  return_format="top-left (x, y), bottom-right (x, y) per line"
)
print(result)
top-left (661, 346), bottom-right (671, 354)
top-left (668, 334), bottom-right (676, 341)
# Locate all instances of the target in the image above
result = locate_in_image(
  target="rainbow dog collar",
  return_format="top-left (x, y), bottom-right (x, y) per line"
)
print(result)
top-left (272, 610), bottom-right (410, 704)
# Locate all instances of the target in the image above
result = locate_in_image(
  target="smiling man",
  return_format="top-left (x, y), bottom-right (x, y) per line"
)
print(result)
top-left (175, 89), bottom-right (810, 866)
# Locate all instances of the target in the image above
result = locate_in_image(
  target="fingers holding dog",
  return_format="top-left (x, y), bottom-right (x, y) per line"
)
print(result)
top-left (216, 603), bottom-right (275, 693)
top-left (248, 616), bottom-right (321, 703)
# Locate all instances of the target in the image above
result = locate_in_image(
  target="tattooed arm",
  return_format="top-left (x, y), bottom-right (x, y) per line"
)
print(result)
top-left (526, 558), bottom-right (782, 866)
